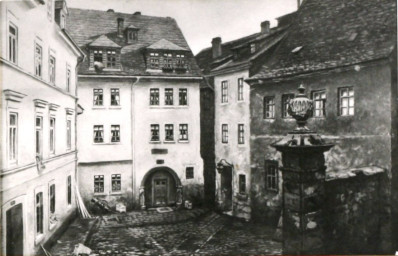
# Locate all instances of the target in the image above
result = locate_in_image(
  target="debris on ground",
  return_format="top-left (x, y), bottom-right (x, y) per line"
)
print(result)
top-left (73, 243), bottom-right (92, 256)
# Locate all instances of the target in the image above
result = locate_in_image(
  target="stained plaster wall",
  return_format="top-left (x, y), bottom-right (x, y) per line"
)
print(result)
top-left (249, 63), bottom-right (394, 228)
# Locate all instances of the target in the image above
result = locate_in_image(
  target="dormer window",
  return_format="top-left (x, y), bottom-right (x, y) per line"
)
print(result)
top-left (107, 50), bottom-right (116, 68)
top-left (250, 43), bottom-right (256, 53)
top-left (93, 50), bottom-right (103, 63)
top-left (128, 31), bottom-right (138, 41)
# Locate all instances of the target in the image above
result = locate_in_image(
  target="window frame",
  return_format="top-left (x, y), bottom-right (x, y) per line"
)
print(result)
top-left (179, 124), bottom-right (188, 141)
top-left (111, 174), bottom-right (121, 192)
top-left (250, 43), bottom-right (256, 54)
top-left (150, 88), bottom-right (160, 106)
top-left (8, 112), bottom-right (18, 164)
top-left (35, 116), bottom-right (43, 157)
top-left (185, 167), bottom-right (194, 179)
top-left (311, 90), bottom-right (326, 118)
top-left (165, 88), bottom-right (174, 105)
top-left (67, 175), bottom-right (72, 205)
top-left (237, 78), bottom-right (244, 101)
top-left (110, 125), bottom-right (120, 143)
top-left (239, 174), bottom-right (246, 194)
top-left (93, 125), bottom-right (104, 143)
top-left (94, 175), bottom-right (104, 193)
top-left (179, 88), bottom-right (188, 106)
top-left (49, 183), bottom-right (56, 215)
top-left (35, 43), bottom-right (43, 77)
top-left (49, 117), bottom-right (56, 155)
top-left (221, 81), bottom-right (228, 103)
top-left (49, 54), bottom-right (56, 85)
top-left (106, 50), bottom-right (117, 69)
top-left (66, 119), bottom-right (71, 150)
top-left (238, 124), bottom-right (244, 145)
top-left (35, 191), bottom-right (44, 235)
top-left (282, 94), bottom-right (295, 118)
top-left (265, 160), bottom-right (278, 192)
top-left (263, 96), bottom-right (275, 119)
top-left (150, 124), bottom-right (160, 142)
top-left (93, 89), bottom-right (103, 106)
top-left (8, 22), bottom-right (18, 64)
top-left (66, 64), bottom-right (71, 92)
top-left (110, 88), bottom-right (120, 106)
top-left (165, 124), bottom-right (174, 142)
top-left (221, 124), bottom-right (228, 144)
top-left (338, 87), bottom-right (354, 116)
top-left (93, 49), bottom-right (103, 64)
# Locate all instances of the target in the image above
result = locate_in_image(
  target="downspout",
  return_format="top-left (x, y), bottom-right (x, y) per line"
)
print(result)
top-left (131, 77), bottom-right (140, 209)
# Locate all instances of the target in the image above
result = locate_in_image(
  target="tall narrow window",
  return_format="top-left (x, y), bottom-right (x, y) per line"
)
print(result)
top-left (9, 113), bottom-right (17, 162)
top-left (8, 23), bottom-right (18, 64)
top-left (50, 117), bottom-right (55, 154)
top-left (94, 175), bottom-right (104, 193)
top-left (111, 88), bottom-right (120, 106)
top-left (150, 89), bottom-right (159, 105)
top-left (265, 160), bottom-right (278, 191)
top-left (186, 167), bottom-right (194, 179)
top-left (47, 0), bottom-right (53, 21)
top-left (66, 120), bottom-right (71, 150)
top-left (250, 43), bottom-right (256, 53)
top-left (237, 78), bottom-right (244, 101)
top-left (165, 88), bottom-right (173, 105)
top-left (221, 81), bottom-right (228, 103)
top-left (150, 124), bottom-right (160, 142)
top-left (93, 125), bottom-right (104, 143)
top-left (165, 124), bottom-right (174, 141)
top-left (282, 94), bottom-right (294, 118)
top-left (49, 55), bottom-right (56, 85)
top-left (49, 184), bottom-right (56, 214)
top-left (222, 124), bottom-right (228, 143)
top-left (36, 116), bottom-right (43, 156)
top-left (238, 124), bottom-right (244, 144)
top-left (107, 50), bottom-right (116, 68)
top-left (179, 124), bottom-right (188, 141)
top-left (35, 43), bottom-right (42, 77)
top-left (111, 174), bottom-right (121, 192)
top-left (93, 89), bottom-right (103, 106)
top-left (179, 88), bottom-right (188, 105)
top-left (339, 87), bottom-right (354, 116)
top-left (66, 66), bottom-right (71, 92)
top-left (93, 50), bottom-right (103, 63)
top-left (239, 174), bottom-right (246, 193)
top-left (312, 90), bottom-right (326, 117)
top-left (111, 125), bottom-right (120, 142)
top-left (36, 192), bottom-right (43, 234)
top-left (264, 97), bottom-right (275, 119)
top-left (67, 175), bottom-right (72, 205)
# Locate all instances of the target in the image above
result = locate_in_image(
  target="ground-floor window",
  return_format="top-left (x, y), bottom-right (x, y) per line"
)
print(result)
top-left (36, 192), bottom-right (43, 234)
top-left (239, 174), bottom-right (246, 193)
top-left (49, 184), bottom-right (55, 214)
top-left (94, 175), bottom-right (104, 193)
top-left (265, 160), bottom-right (278, 191)
top-left (112, 174), bottom-right (121, 192)
top-left (186, 167), bottom-right (194, 179)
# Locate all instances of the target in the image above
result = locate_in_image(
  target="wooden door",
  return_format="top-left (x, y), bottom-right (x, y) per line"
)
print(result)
top-left (6, 203), bottom-right (24, 256)
top-left (221, 167), bottom-right (233, 210)
top-left (153, 178), bottom-right (168, 206)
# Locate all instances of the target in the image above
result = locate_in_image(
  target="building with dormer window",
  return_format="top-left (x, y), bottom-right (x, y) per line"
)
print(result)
top-left (66, 8), bottom-right (204, 210)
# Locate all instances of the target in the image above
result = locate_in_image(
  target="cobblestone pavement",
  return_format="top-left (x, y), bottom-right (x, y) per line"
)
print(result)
top-left (50, 209), bottom-right (281, 255)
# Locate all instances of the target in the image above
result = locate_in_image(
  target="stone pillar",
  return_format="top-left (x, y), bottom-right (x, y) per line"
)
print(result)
top-left (272, 84), bottom-right (333, 255)
top-left (139, 186), bottom-right (146, 210)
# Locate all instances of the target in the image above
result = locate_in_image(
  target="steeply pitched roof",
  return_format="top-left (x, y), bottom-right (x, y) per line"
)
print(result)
top-left (250, 0), bottom-right (397, 80)
top-left (147, 39), bottom-right (188, 51)
top-left (66, 8), bottom-right (201, 77)
top-left (89, 35), bottom-right (121, 48)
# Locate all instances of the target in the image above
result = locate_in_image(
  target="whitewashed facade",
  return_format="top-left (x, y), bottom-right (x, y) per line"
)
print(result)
top-left (0, 0), bottom-right (83, 255)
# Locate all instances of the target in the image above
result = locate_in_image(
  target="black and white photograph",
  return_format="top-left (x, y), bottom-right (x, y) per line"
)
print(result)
top-left (0, 0), bottom-right (397, 255)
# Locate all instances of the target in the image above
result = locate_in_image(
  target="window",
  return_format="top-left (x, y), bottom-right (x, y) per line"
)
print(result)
top-left (49, 55), bottom-right (56, 85)
top-left (222, 124), bottom-right (228, 143)
top-left (35, 43), bottom-right (42, 77)
top-left (66, 65), bottom-right (71, 92)
top-left (312, 90), bottom-right (326, 117)
top-left (93, 50), bottom-right (103, 63)
top-left (149, 53), bottom-right (159, 69)
top-left (94, 175), bottom-right (104, 193)
top-left (237, 78), bottom-right (244, 101)
top-left (239, 174), bottom-right (246, 193)
top-left (8, 23), bottom-right (18, 64)
top-left (339, 87), bottom-right (354, 116)
top-left (49, 184), bottom-right (55, 214)
top-left (111, 174), bottom-right (121, 192)
top-left (36, 192), bottom-right (43, 234)
top-left (250, 43), bottom-right (256, 53)
top-left (265, 160), bottom-right (278, 191)
top-left (264, 97), bottom-right (275, 119)
top-left (111, 125), bottom-right (120, 142)
top-left (150, 124), bottom-right (160, 142)
top-left (179, 88), bottom-right (188, 105)
top-left (165, 124), bottom-right (174, 141)
top-left (36, 116), bottom-right (43, 156)
top-left (107, 50), bottom-right (116, 68)
top-left (67, 175), bottom-right (72, 205)
top-left (111, 88), bottom-right (120, 106)
top-left (150, 88), bottom-right (159, 105)
top-left (66, 120), bottom-right (71, 150)
top-left (47, 0), bottom-right (53, 21)
top-left (282, 94), bottom-right (294, 118)
top-left (186, 167), bottom-right (194, 179)
top-left (128, 31), bottom-right (138, 41)
top-left (165, 88), bottom-right (173, 105)
top-left (93, 125), bottom-right (104, 143)
top-left (93, 89), bottom-right (103, 106)
top-left (238, 124), bottom-right (244, 144)
top-left (175, 55), bottom-right (186, 68)
top-left (221, 81), bottom-right (228, 103)
top-left (179, 124), bottom-right (188, 141)
top-left (9, 113), bottom-right (17, 162)
top-left (50, 118), bottom-right (55, 154)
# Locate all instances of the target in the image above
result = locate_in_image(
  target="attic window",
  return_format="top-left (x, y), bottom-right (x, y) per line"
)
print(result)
top-left (291, 46), bottom-right (303, 53)
top-left (176, 54), bottom-right (185, 58)
top-left (150, 52), bottom-right (159, 57)
top-left (128, 31), bottom-right (138, 41)
top-left (94, 50), bottom-right (103, 63)
top-left (163, 53), bottom-right (172, 57)
top-left (250, 43), bottom-right (256, 54)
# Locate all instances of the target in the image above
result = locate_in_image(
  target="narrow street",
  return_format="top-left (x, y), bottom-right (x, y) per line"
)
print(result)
top-left (49, 210), bottom-right (281, 255)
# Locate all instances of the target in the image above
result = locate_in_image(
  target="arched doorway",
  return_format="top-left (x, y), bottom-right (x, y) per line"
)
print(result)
top-left (141, 167), bottom-right (181, 208)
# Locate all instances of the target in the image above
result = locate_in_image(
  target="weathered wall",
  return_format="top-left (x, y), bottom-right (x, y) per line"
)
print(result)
top-left (250, 63), bottom-right (393, 226)
top-left (200, 85), bottom-right (216, 207)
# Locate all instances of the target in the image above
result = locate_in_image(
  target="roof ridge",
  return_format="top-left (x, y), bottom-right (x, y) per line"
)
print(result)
top-left (68, 7), bottom-right (173, 20)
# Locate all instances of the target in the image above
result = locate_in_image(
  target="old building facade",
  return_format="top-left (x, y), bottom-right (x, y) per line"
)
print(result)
top-left (246, 0), bottom-right (397, 251)
top-left (0, 0), bottom-right (83, 254)
top-left (196, 16), bottom-right (294, 220)
top-left (67, 9), bottom-right (204, 210)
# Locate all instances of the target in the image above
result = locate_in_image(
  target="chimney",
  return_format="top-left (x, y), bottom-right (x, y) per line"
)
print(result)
top-left (117, 18), bottom-right (124, 37)
top-left (211, 37), bottom-right (222, 59)
top-left (133, 11), bottom-right (141, 15)
top-left (261, 21), bottom-right (270, 34)
top-left (297, 0), bottom-right (302, 9)
top-left (107, 9), bottom-right (114, 13)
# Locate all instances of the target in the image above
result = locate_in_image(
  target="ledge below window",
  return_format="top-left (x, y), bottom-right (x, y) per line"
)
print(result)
top-left (149, 141), bottom-right (161, 144)
top-left (110, 191), bottom-right (123, 196)
top-left (164, 141), bottom-right (176, 144)
top-left (178, 140), bottom-right (189, 143)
